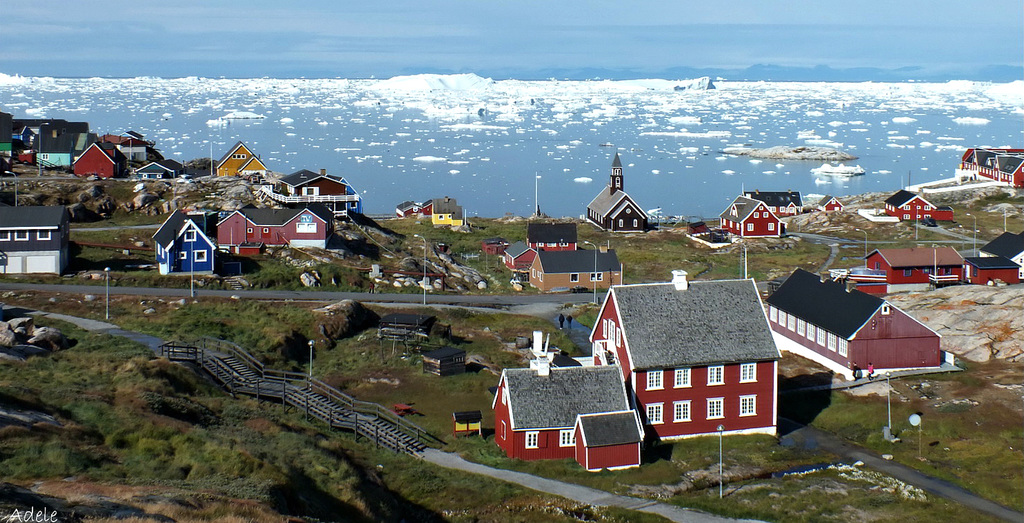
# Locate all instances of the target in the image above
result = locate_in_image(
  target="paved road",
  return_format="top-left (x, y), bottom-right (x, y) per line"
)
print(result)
top-left (421, 449), bottom-right (758, 523)
top-left (0, 282), bottom-right (597, 307)
top-left (780, 419), bottom-right (1023, 522)
top-left (71, 224), bottom-right (161, 231)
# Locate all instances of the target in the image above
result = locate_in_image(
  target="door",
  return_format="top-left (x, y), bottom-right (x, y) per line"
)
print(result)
top-left (26, 255), bottom-right (54, 273)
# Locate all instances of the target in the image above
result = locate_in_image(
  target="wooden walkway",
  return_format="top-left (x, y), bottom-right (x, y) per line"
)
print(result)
top-left (158, 338), bottom-right (438, 454)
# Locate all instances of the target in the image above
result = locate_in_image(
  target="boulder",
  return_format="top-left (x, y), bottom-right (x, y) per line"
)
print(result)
top-left (133, 192), bottom-right (159, 209)
top-left (0, 323), bottom-right (18, 347)
top-left (28, 326), bottom-right (68, 351)
top-left (8, 316), bottom-right (33, 335)
top-left (313, 300), bottom-right (380, 340)
top-left (300, 272), bottom-right (320, 287)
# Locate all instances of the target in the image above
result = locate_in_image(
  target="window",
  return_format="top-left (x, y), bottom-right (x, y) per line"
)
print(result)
top-left (262, 228), bottom-right (269, 234)
top-left (633, 219), bottom-right (638, 227)
top-left (753, 212), bottom-right (758, 218)
top-left (769, 306), bottom-right (777, 322)
top-left (902, 204), bottom-right (910, 211)
top-left (296, 222), bottom-right (317, 234)
top-left (569, 273), bottom-right (579, 283)
top-left (768, 222), bottom-right (775, 231)
top-left (559, 429), bottom-right (575, 447)
top-left (501, 420), bottom-right (507, 439)
top-left (707, 365), bottom-right (724, 385)
top-left (740, 395), bottom-right (757, 417)
top-left (779, 311), bottom-right (787, 326)
top-left (740, 363), bottom-right (757, 383)
top-left (646, 370), bottom-right (663, 390)
top-left (787, 314), bottom-right (796, 331)
top-left (707, 398), bottom-right (724, 419)
top-left (0, 231), bottom-right (8, 241)
top-left (179, 252), bottom-right (188, 260)
top-left (796, 319), bottom-right (805, 336)
top-left (806, 324), bottom-right (815, 340)
top-left (590, 272), bottom-right (603, 282)
top-left (827, 333), bottom-right (837, 352)
top-left (903, 214), bottom-right (910, 220)
top-left (14, 231), bottom-right (28, 241)
top-left (903, 269), bottom-right (912, 277)
top-left (673, 401), bottom-right (691, 422)
top-left (881, 304), bottom-right (891, 315)
top-left (838, 338), bottom-right (849, 357)
top-left (674, 368), bottom-right (691, 388)
top-left (559, 242), bottom-right (569, 247)
top-left (618, 219), bottom-right (624, 228)
top-left (37, 230), bottom-right (51, 241)
top-left (646, 403), bottom-right (664, 424)
top-left (746, 223), bottom-right (754, 231)
top-left (525, 431), bottom-right (539, 449)
top-left (194, 250), bottom-right (207, 262)
top-left (184, 230), bottom-right (196, 242)
top-left (816, 328), bottom-right (826, 346)
top-left (246, 227), bottom-right (253, 234)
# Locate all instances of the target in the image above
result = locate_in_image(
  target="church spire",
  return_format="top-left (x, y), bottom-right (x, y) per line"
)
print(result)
top-left (609, 153), bottom-right (623, 195)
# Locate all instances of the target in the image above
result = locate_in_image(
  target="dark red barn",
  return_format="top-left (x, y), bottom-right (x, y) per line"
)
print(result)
top-left (884, 190), bottom-right (954, 221)
top-left (861, 247), bottom-right (963, 292)
top-left (73, 142), bottom-right (126, 178)
top-left (963, 256), bottom-right (1020, 285)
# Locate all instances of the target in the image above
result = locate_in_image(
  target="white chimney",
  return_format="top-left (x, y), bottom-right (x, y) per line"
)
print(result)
top-left (671, 270), bottom-right (689, 291)
top-left (536, 358), bottom-right (550, 377)
top-left (532, 330), bottom-right (544, 358)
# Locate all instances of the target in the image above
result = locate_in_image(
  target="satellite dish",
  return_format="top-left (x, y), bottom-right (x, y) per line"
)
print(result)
top-left (908, 413), bottom-right (922, 427)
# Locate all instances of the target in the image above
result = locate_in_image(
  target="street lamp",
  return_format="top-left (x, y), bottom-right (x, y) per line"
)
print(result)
top-left (582, 240), bottom-right (599, 304)
top-left (885, 372), bottom-right (893, 441)
top-left (308, 339), bottom-right (315, 379)
top-left (104, 267), bottom-right (110, 320)
top-left (855, 228), bottom-right (868, 267)
top-left (717, 424), bottom-right (725, 498)
top-left (413, 234), bottom-right (427, 305)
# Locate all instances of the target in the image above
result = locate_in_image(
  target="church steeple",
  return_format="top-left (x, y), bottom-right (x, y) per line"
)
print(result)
top-left (609, 153), bottom-right (624, 195)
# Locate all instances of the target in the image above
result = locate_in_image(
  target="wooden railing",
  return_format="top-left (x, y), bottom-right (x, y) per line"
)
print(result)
top-left (158, 338), bottom-right (439, 453)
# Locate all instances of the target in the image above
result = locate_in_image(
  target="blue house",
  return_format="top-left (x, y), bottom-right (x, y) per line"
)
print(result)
top-left (153, 210), bottom-right (216, 275)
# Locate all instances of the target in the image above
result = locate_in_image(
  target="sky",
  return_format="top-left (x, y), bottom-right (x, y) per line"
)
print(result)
top-left (1, 1), bottom-right (1022, 80)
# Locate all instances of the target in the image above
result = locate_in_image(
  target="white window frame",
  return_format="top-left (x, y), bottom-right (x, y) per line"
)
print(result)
top-left (673, 400), bottom-right (691, 422)
top-left (14, 230), bottom-right (29, 241)
top-left (178, 251), bottom-right (188, 260)
top-left (817, 328), bottom-right (826, 346)
top-left (646, 403), bottom-right (664, 424)
top-left (674, 368), bottom-right (691, 388)
top-left (827, 333), bottom-right (837, 352)
top-left (569, 273), bottom-right (579, 283)
top-left (246, 227), bottom-right (253, 234)
top-left (838, 338), bottom-right (849, 357)
top-left (796, 319), bottom-right (805, 336)
top-left (184, 230), bottom-right (196, 242)
top-left (779, 310), bottom-right (787, 326)
top-left (746, 222), bottom-right (754, 231)
top-left (707, 398), bottom-right (724, 420)
top-left (739, 395), bottom-right (757, 417)
top-left (559, 429), bottom-right (575, 447)
top-left (787, 314), bottom-right (796, 331)
top-left (501, 420), bottom-right (507, 439)
top-left (646, 370), bottom-right (663, 390)
top-left (525, 431), bottom-right (539, 449)
top-left (194, 250), bottom-right (207, 262)
top-left (590, 272), bottom-right (603, 282)
top-left (262, 227), bottom-right (269, 234)
top-left (805, 324), bottom-right (815, 341)
top-left (740, 363), bottom-right (757, 383)
top-left (707, 365), bottom-right (724, 386)
top-left (768, 222), bottom-right (775, 231)
top-left (37, 230), bottom-right (52, 241)
top-left (769, 305), bottom-right (777, 322)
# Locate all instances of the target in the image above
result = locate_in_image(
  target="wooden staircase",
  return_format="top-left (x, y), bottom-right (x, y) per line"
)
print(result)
top-left (159, 338), bottom-right (435, 454)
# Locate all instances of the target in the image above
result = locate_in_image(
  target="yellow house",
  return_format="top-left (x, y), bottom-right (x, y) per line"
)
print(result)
top-left (216, 141), bottom-right (268, 177)
top-left (431, 196), bottom-right (464, 227)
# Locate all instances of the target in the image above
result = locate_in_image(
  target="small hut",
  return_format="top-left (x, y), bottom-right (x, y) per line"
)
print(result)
top-left (453, 410), bottom-right (482, 436)
top-left (422, 346), bottom-right (466, 376)
top-left (378, 313), bottom-right (435, 342)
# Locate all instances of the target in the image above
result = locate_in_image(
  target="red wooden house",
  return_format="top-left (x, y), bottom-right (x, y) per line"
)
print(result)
top-left (503, 241), bottom-right (536, 271)
top-left (590, 271), bottom-right (781, 440)
top-left (493, 360), bottom-right (642, 470)
top-left (719, 195), bottom-right (783, 238)
top-left (963, 256), bottom-right (1020, 285)
top-left (743, 190), bottom-right (802, 216)
top-left (73, 142), bottom-right (126, 178)
top-left (817, 195), bottom-right (844, 212)
top-left (260, 169), bottom-right (362, 217)
top-left (395, 200), bottom-right (432, 218)
top-left (959, 148), bottom-right (1024, 187)
top-left (855, 247), bottom-right (963, 292)
top-left (481, 237), bottom-right (509, 255)
top-left (767, 269), bottom-right (943, 380)
top-left (527, 223), bottom-right (577, 251)
top-left (883, 190), bottom-right (954, 221)
top-left (216, 204), bottom-right (334, 252)
top-left (980, 230), bottom-right (1024, 280)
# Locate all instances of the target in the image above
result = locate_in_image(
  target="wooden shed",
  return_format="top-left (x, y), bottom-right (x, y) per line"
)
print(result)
top-left (422, 346), bottom-right (466, 376)
top-left (453, 410), bottom-right (482, 436)
top-left (378, 313), bottom-right (436, 341)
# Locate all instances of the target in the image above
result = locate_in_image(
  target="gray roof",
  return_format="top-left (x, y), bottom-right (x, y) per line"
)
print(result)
top-left (719, 195), bottom-right (766, 223)
top-left (981, 231), bottom-right (1024, 259)
top-left (0, 205), bottom-right (67, 229)
top-left (611, 279), bottom-right (780, 370)
top-left (766, 268), bottom-right (883, 339)
top-left (432, 196), bottom-right (462, 215)
top-left (503, 365), bottom-right (629, 430)
top-left (279, 169), bottom-right (349, 188)
top-left (152, 210), bottom-right (204, 248)
top-left (235, 204), bottom-right (333, 226)
top-left (578, 411), bottom-right (642, 447)
top-left (743, 190), bottom-right (801, 208)
top-left (527, 222), bottom-right (577, 244)
top-left (505, 240), bottom-right (532, 258)
top-left (536, 249), bottom-right (620, 274)
top-left (817, 194), bottom-right (840, 206)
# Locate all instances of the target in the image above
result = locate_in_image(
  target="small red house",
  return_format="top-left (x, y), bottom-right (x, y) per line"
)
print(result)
top-left (73, 142), bottom-right (126, 178)
top-left (217, 204), bottom-right (334, 252)
top-left (767, 268), bottom-right (944, 380)
top-left (527, 223), bottom-right (577, 252)
top-left (884, 190), bottom-right (954, 221)
top-left (492, 362), bottom-right (642, 471)
top-left (817, 195), bottom-right (844, 212)
top-left (481, 237), bottom-right (509, 256)
top-left (962, 256), bottom-right (1020, 285)
top-left (395, 200), bottom-right (433, 218)
top-left (719, 195), bottom-right (784, 238)
top-left (591, 271), bottom-right (781, 440)
top-left (960, 148), bottom-right (1024, 187)
top-left (503, 241), bottom-right (536, 271)
top-left (861, 247), bottom-right (963, 291)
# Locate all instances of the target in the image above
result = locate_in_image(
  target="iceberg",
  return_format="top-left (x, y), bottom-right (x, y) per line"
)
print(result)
top-left (811, 163), bottom-right (866, 176)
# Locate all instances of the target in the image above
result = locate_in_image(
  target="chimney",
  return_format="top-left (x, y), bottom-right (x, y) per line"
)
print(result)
top-left (671, 270), bottom-right (688, 291)
top-left (532, 330), bottom-right (544, 359)
top-left (536, 358), bottom-right (550, 377)
top-left (320, 168), bottom-right (326, 176)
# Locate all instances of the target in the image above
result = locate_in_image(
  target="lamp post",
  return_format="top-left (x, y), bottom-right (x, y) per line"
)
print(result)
top-left (308, 339), bottom-right (315, 379)
top-left (582, 240), bottom-right (598, 304)
top-left (104, 267), bottom-right (110, 320)
top-left (717, 424), bottom-right (725, 498)
top-left (534, 174), bottom-right (541, 216)
top-left (855, 228), bottom-right (868, 267)
top-left (413, 234), bottom-right (427, 305)
top-left (885, 372), bottom-right (893, 441)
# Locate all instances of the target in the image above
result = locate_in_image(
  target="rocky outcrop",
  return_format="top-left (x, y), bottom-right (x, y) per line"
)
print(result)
top-left (0, 317), bottom-right (69, 360)
top-left (313, 300), bottom-right (380, 340)
top-left (722, 145), bottom-right (858, 161)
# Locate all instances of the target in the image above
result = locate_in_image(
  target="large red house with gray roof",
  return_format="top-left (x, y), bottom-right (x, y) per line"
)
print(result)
top-left (216, 204), bottom-right (334, 252)
top-left (850, 247), bottom-right (963, 293)
top-left (883, 190), bottom-right (954, 222)
top-left (720, 195), bottom-right (784, 238)
top-left (590, 271), bottom-right (781, 440)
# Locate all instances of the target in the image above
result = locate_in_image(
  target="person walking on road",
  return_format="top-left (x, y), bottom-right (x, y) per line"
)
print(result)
top-left (557, 313), bottom-right (565, 329)
top-left (566, 315), bottom-right (573, 328)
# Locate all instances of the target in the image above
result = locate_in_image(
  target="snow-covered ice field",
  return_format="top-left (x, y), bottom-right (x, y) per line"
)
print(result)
top-left (1, 73), bottom-right (1021, 217)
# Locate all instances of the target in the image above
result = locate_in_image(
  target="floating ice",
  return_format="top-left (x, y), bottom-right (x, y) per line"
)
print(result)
top-left (574, 177), bottom-right (593, 183)
top-left (891, 117), bottom-right (917, 123)
top-left (952, 117), bottom-right (990, 125)
top-left (222, 110), bottom-right (265, 119)
top-left (414, 156), bottom-right (447, 162)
